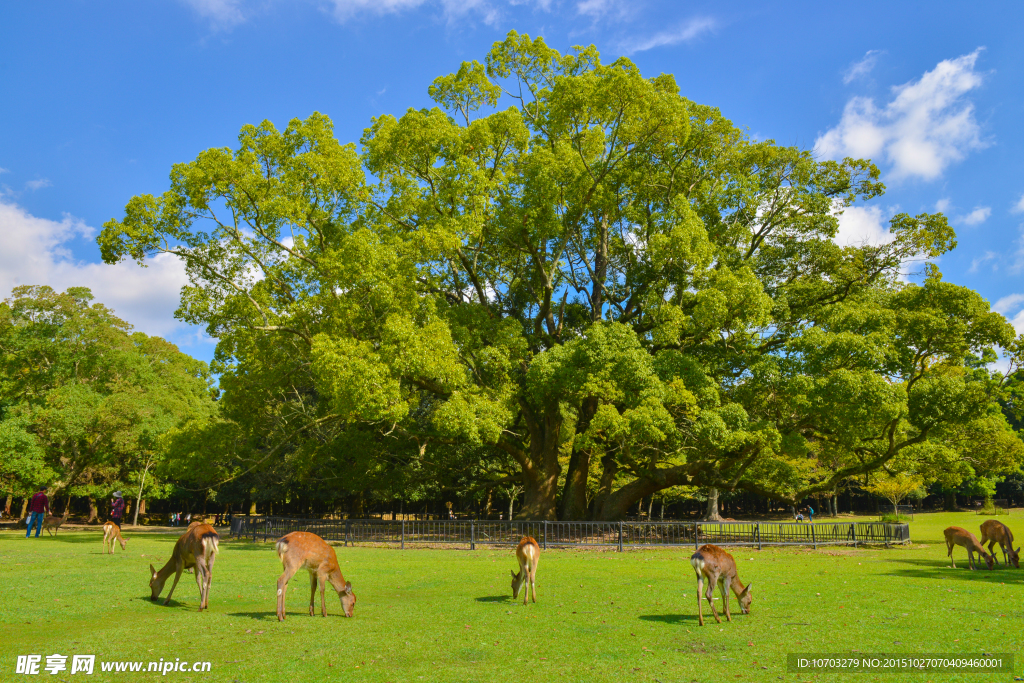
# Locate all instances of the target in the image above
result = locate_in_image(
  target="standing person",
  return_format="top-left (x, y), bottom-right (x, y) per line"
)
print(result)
top-left (807, 505), bottom-right (814, 523)
top-left (110, 492), bottom-right (125, 527)
top-left (26, 486), bottom-right (50, 538)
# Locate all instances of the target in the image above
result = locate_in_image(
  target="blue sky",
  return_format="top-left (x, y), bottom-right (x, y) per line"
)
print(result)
top-left (2, 1), bottom-right (1022, 364)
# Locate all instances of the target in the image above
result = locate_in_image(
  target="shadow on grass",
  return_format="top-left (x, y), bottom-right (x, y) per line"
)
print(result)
top-left (881, 556), bottom-right (1024, 583)
top-left (638, 614), bottom-right (700, 624)
top-left (226, 612), bottom-right (280, 621)
top-left (475, 596), bottom-right (510, 603)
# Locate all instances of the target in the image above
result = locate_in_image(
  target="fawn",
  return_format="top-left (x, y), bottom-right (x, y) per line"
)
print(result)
top-left (149, 523), bottom-right (219, 610)
top-left (979, 520), bottom-right (1019, 568)
top-left (944, 526), bottom-right (994, 570)
top-left (275, 531), bottom-right (356, 621)
top-left (42, 508), bottom-right (70, 536)
top-left (102, 522), bottom-right (127, 554)
top-left (511, 536), bottom-right (540, 605)
top-left (690, 544), bottom-right (752, 626)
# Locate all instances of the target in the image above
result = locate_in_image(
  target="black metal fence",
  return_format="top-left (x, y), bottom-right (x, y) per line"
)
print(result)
top-left (230, 517), bottom-right (910, 550)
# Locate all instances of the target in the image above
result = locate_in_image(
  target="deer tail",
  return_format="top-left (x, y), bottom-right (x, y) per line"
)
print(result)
top-left (690, 550), bottom-right (705, 577)
top-left (276, 537), bottom-right (288, 559)
top-left (201, 532), bottom-right (219, 560)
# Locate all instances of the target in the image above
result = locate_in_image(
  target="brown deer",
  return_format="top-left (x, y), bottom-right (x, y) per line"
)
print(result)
top-left (42, 508), bottom-right (70, 536)
top-left (102, 521), bottom-right (127, 554)
top-left (690, 544), bottom-right (753, 626)
top-left (510, 536), bottom-right (540, 605)
top-left (275, 531), bottom-right (355, 621)
top-left (944, 526), bottom-right (994, 570)
top-left (979, 520), bottom-right (1019, 568)
top-left (149, 523), bottom-right (219, 610)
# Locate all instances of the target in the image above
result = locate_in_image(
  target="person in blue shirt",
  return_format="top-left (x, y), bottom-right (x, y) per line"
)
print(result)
top-left (807, 505), bottom-right (814, 522)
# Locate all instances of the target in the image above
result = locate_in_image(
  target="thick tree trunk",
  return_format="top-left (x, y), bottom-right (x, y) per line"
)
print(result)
top-left (483, 489), bottom-right (492, 519)
top-left (4, 494), bottom-right (11, 517)
top-left (19, 497), bottom-right (29, 521)
top-left (591, 454), bottom-right (619, 518)
top-left (560, 398), bottom-right (599, 520)
top-left (516, 404), bottom-right (563, 520)
top-left (943, 490), bottom-right (957, 511)
top-left (703, 487), bottom-right (722, 521)
top-left (87, 496), bottom-right (98, 524)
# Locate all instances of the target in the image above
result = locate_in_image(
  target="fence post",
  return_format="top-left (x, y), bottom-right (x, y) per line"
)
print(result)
top-left (851, 522), bottom-right (856, 548)
top-left (756, 523), bottom-right (761, 551)
top-left (471, 521), bottom-right (476, 551)
top-left (694, 522), bottom-right (699, 550)
top-left (543, 520), bottom-right (548, 551)
top-left (401, 519), bottom-right (405, 550)
top-left (884, 523), bottom-right (890, 548)
top-left (345, 520), bottom-right (350, 547)
top-left (811, 523), bottom-right (816, 550)
top-left (617, 522), bottom-right (623, 553)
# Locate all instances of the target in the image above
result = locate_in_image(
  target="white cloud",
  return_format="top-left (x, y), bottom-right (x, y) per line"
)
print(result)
top-left (843, 50), bottom-right (882, 84)
top-left (25, 179), bottom-right (51, 191)
top-left (934, 197), bottom-right (951, 213)
top-left (620, 17), bottom-right (716, 54)
top-left (181, 0), bottom-right (246, 28)
top-left (1013, 193), bottom-right (1024, 214)
top-left (326, 0), bottom-right (516, 25)
top-left (0, 198), bottom-right (194, 342)
top-left (968, 251), bottom-right (997, 274)
top-left (0, 168), bottom-right (9, 174)
top-left (959, 206), bottom-right (990, 226)
top-left (834, 205), bottom-right (894, 247)
top-left (576, 0), bottom-right (631, 21)
top-left (993, 293), bottom-right (1024, 315)
top-left (816, 49), bottom-right (987, 181)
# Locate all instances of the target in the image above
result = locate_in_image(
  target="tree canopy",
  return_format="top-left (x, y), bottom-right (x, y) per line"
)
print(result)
top-left (98, 32), bottom-right (1024, 520)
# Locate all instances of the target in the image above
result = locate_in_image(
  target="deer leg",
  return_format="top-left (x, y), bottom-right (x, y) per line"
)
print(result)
top-left (193, 560), bottom-right (206, 612)
top-left (947, 541), bottom-right (956, 569)
top-left (205, 552), bottom-right (215, 610)
top-left (308, 572), bottom-right (318, 616)
top-left (705, 575), bottom-right (721, 624)
top-left (721, 577), bottom-right (732, 622)
top-left (530, 567), bottom-right (536, 604)
top-left (696, 575), bottom-right (704, 627)
top-left (276, 565), bottom-right (298, 622)
top-left (164, 563), bottom-right (184, 606)
top-left (319, 571), bottom-right (328, 617)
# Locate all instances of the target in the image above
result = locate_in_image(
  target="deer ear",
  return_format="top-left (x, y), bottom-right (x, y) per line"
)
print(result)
top-left (149, 564), bottom-right (156, 578)
top-left (745, 583), bottom-right (753, 593)
top-left (344, 581), bottom-right (353, 595)
top-left (510, 570), bottom-right (516, 579)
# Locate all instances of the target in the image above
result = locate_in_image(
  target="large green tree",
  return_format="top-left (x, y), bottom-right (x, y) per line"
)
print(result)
top-left (0, 286), bottom-right (217, 516)
top-left (99, 32), bottom-right (1023, 519)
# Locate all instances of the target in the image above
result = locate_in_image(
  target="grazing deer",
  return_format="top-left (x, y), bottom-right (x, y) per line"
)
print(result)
top-left (102, 522), bottom-right (127, 554)
top-left (275, 531), bottom-right (355, 622)
top-left (979, 520), bottom-right (1019, 569)
top-left (42, 508), bottom-right (70, 536)
top-left (690, 544), bottom-right (753, 626)
top-left (149, 523), bottom-right (219, 610)
top-left (944, 526), bottom-right (994, 570)
top-left (510, 536), bottom-right (540, 605)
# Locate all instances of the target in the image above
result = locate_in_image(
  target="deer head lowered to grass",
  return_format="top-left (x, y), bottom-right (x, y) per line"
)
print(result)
top-left (149, 523), bottom-right (219, 611)
top-left (510, 536), bottom-right (540, 605)
top-left (944, 526), bottom-right (994, 571)
top-left (690, 544), bottom-right (752, 626)
top-left (275, 531), bottom-right (355, 621)
top-left (102, 521), bottom-right (127, 554)
top-left (979, 520), bottom-right (1019, 569)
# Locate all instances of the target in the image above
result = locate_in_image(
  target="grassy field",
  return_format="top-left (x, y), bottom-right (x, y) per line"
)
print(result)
top-left (2, 511), bottom-right (1023, 683)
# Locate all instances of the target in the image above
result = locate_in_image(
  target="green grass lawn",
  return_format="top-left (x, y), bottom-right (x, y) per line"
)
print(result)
top-left (2, 511), bottom-right (1022, 683)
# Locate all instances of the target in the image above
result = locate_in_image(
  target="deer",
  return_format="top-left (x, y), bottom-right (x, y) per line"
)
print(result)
top-left (944, 526), bottom-right (994, 570)
top-left (275, 531), bottom-right (355, 622)
top-left (510, 536), bottom-right (540, 605)
top-left (42, 508), bottom-right (70, 536)
top-left (979, 520), bottom-right (1019, 569)
top-left (690, 544), bottom-right (753, 626)
top-left (102, 521), bottom-right (127, 554)
top-left (149, 523), bottom-right (219, 611)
